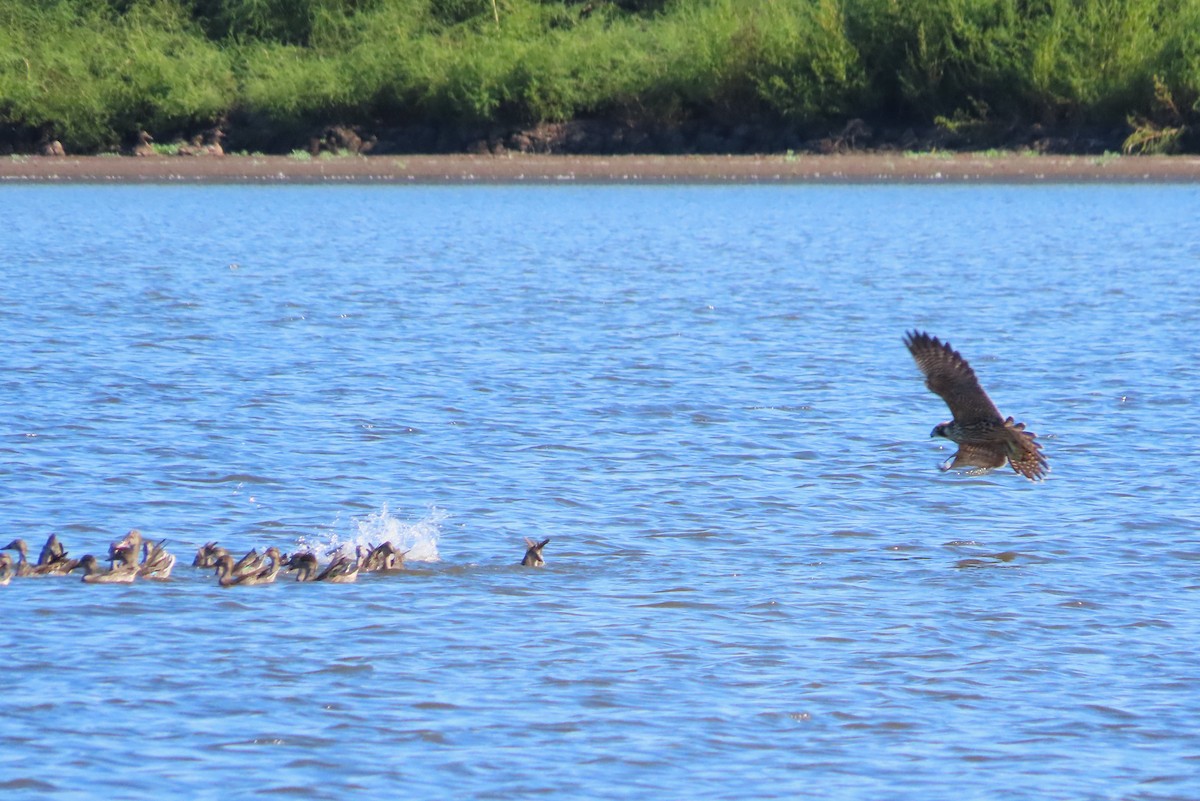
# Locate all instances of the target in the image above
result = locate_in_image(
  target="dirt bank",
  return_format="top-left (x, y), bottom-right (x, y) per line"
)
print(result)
top-left (2, 152), bottom-right (1199, 183)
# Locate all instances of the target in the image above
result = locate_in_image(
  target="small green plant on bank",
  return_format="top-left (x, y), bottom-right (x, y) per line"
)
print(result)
top-left (933, 99), bottom-right (1005, 146)
top-left (1122, 121), bottom-right (1185, 153)
top-left (1122, 76), bottom-right (1190, 154)
top-left (151, 142), bottom-right (182, 156)
top-left (288, 149), bottom-right (312, 161)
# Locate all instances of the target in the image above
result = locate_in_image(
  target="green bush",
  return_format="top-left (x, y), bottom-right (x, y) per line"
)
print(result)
top-left (746, 0), bottom-right (866, 122)
top-left (1, 0), bottom-right (1198, 152)
top-left (0, 0), bottom-right (234, 150)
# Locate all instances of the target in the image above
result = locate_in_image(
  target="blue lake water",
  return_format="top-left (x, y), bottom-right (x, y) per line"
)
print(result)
top-left (2, 182), bottom-right (1199, 799)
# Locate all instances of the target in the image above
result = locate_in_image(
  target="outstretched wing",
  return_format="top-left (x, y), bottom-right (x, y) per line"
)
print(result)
top-left (946, 442), bottom-right (1008, 471)
top-left (904, 331), bottom-right (1003, 425)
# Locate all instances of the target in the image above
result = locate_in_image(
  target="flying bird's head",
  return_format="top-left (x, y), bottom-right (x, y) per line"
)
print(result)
top-left (931, 422), bottom-right (952, 440)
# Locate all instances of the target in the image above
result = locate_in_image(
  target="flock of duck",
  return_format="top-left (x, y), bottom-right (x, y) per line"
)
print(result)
top-left (0, 532), bottom-right (552, 587)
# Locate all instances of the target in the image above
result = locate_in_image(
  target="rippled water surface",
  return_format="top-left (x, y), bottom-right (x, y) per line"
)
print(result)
top-left (2, 183), bottom-right (1200, 800)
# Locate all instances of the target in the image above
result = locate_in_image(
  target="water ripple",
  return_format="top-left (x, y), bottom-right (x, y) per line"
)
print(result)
top-left (1, 184), bottom-right (1199, 800)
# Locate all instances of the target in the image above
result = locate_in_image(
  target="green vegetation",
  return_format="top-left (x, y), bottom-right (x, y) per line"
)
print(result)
top-left (1, 0), bottom-right (1198, 153)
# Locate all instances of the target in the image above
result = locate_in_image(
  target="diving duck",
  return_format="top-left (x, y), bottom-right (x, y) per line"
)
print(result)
top-left (192, 542), bottom-right (227, 568)
top-left (213, 553), bottom-right (273, 586)
top-left (317, 554), bottom-right (359, 584)
top-left (521, 537), bottom-right (549, 567)
top-left (37, 137), bottom-right (65, 156)
top-left (258, 547), bottom-right (285, 582)
top-left (285, 552), bottom-right (320, 582)
top-left (29, 534), bottom-right (79, 576)
top-left (214, 545), bottom-right (285, 586)
top-left (138, 538), bottom-right (176, 580)
top-left (1, 539), bottom-right (33, 577)
top-left (202, 128), bottom-right (225, 156)
top-left (360, 541), bottom-right (407, 573)
top-left (242, 547), bottom-right (284, 585)
top-left (75, 554), bottom-right (137, 584)
top-left (231, 548), bottom-right (266, 577)
top-left (37, 534), bottom-right (66, 566)
top-left (133, 130), bottom-right (156, 157)
top-left (285, 551), bottom-right (358, 583)
top-left (107, 529), bottom-right (146, 570)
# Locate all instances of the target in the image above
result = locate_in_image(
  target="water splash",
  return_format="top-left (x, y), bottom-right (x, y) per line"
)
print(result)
top-left (295, 504), bottom-right (443, 563)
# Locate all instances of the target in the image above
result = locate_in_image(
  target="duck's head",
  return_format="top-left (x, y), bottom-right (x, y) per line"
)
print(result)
top-left (2, 539), bottom-right (27, 555)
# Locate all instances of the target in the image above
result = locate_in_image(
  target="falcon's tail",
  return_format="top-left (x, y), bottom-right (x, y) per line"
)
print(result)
top-left (1003, 417), bottom-right (1048, 481)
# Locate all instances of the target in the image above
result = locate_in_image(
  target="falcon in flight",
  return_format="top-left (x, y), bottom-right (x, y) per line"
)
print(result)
top-left (903, 331), bottom-right (1047, 481)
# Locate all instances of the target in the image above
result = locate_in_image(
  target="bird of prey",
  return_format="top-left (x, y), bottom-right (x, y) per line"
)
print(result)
top-left (903, 331), bottom-right (1047, 481)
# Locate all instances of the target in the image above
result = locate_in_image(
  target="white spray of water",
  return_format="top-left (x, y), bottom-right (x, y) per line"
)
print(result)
top-left (295, 504), bottom-right (443, 563)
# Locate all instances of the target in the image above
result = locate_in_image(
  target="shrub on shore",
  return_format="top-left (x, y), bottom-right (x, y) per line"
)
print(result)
top-left (0, 0), bottom-right (1197, 153)
top-left (0, 0), bottom-right (235, 151)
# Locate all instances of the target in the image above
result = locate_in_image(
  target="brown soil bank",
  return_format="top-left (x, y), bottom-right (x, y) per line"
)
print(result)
top-left (2, 153), bottom-right (1199, 184)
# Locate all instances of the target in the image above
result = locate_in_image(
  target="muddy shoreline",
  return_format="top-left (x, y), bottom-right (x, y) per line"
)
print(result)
top-left (2, 153), bottom-right (1199, 183)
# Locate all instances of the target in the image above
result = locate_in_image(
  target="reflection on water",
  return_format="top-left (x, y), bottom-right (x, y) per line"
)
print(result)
top-left (2, 184), bottom-right (1199, 800)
